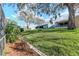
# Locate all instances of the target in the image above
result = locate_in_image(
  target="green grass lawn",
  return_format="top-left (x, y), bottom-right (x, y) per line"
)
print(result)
top-left (22, 28), bottom-right (79, 56)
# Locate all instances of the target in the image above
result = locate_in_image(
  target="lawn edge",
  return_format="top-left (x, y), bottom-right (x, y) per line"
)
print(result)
top-left (21, 37), bottom-right (47, 56)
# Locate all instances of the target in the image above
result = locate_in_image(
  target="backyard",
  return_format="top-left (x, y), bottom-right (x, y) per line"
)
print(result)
top-left (1, 3), bottom-right (79, 56)
top-left (21, 28), bottom-right (79, 56)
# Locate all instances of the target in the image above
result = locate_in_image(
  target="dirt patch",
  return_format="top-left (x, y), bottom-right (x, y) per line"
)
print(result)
top-left (4, 40), bottom-right (39, 56)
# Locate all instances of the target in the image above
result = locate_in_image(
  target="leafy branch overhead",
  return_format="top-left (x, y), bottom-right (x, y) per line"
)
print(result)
top-left (1, 3), bottom-right (79, 29)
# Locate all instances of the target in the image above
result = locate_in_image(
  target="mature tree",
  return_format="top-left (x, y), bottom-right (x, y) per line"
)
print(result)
top-left (19, 10), bottom-right (34, 29)
top-left (17, 4), bottom-right (45, 29)
top-left (57, 3), bottom-right (79, 29)
top-left (2, 3), bottom-right (79, 30)
top-left (1, 3), bottom-right (45, 30)
top-left (60, 4), bottom-right (76, 29)
top-left (26, 3), bottom-right (79, 29)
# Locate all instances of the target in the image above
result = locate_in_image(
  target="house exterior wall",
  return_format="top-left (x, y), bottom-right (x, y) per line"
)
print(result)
top-left (0, 4), bottom-right (6, 37)
top-left (36, 24), bottom-right (48, 29)
top-left (0, 4), bottom-right (6, 55)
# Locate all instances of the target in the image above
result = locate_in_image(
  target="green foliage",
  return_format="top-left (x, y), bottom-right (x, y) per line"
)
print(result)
top-left (23, 28), bottom-right (79, 56)
top-left (5, 20), bottom-right (21, 43)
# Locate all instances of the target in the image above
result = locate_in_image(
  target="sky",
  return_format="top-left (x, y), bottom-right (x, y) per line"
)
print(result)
top-left (2, 4), bottom-right (69, 28)
top-left (2, 4), bottom-right (27, 27)
top-left (2, 4), bottom-right (52, 27)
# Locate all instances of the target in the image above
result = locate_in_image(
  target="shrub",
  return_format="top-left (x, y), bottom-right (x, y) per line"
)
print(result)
top-left (5, 21), bottom-right (20, 43)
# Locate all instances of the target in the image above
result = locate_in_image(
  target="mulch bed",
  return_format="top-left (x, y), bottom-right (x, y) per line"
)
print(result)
top-left (4, 40), bottom-right (39, 56)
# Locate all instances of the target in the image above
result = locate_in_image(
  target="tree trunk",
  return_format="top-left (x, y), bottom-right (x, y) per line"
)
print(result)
top-left (27, 23), bottom-right (29, 29)
top-left (26, 20), bottom-right (29, 29)
top-left (67, 4), bottom-right (76, 29)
